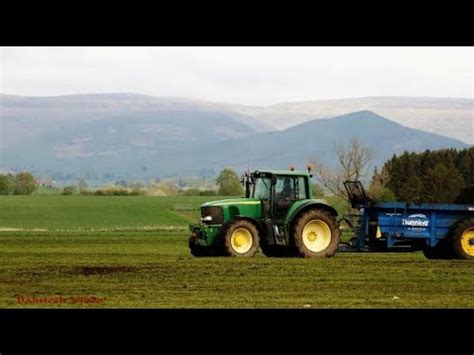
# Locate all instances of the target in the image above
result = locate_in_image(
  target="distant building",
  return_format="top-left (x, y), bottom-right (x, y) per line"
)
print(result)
top-left (0, 167), bottom-right (14, 175)
top-left (37, 177), bottom-right (55, 188)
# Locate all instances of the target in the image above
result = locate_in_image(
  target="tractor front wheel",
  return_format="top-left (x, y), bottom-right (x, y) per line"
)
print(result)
top-left (189, 237), bottom-right (212, 257)
top-left (293, 209), bottom-right (340, 258)
top-left (223, 220), bottom-right (260, 257)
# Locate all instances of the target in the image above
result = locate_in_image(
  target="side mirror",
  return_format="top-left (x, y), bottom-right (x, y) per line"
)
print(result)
top-left (271, 175), bottom-right (277, 185)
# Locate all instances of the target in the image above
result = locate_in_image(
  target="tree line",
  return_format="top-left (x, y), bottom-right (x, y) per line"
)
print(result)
top-left (375, 147), bottom-right (474, 203)
top-left (0, 172), bottom-right (38, 195)
top-left (311, 139), bottom-right (473, 212)
top-left (2, 147), bottom-right (472, 202)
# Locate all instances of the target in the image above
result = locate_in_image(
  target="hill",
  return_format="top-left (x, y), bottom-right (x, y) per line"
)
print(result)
top-left (178, 110), bottom-right (469, 174)
top-left (248, 96), bottom-right (473, 144)
top-left (0, 94), bottom-right (470, 183)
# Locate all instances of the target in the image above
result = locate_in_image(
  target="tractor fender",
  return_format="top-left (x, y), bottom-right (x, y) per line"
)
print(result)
top-left (285, 200), bottom-right (338, 227)
top-left (223, 215), bottom-right (265, 237)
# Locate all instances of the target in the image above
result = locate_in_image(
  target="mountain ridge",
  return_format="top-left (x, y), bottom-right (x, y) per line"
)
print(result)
top-left (0, 94), bottom-right (471, 184)
top-left (2, 93), bottom-right (471, 143)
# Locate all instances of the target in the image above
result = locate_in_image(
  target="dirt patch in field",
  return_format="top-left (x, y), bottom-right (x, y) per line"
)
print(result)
top-left (74, 266), bottom-right (138, 276)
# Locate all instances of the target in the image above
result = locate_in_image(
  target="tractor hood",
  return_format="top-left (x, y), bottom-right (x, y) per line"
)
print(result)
top-left (201, 198), bottom-right (262, 221)
top-left (202, 198), bottom-right (261, 207)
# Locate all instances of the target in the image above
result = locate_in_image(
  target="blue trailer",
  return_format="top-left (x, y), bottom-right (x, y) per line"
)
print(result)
top-left (340, 181), bottom-right (474, 260)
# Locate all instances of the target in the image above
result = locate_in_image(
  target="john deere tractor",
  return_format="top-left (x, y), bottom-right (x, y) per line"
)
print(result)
top-left (188, 168), bottom-right (340, 257)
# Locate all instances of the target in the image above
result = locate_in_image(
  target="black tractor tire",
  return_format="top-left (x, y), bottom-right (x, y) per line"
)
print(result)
top-left (422, 239), bottom-right (454, 260)
top-left (292, 209), bottom-right (340, 258)
top-left (451, 218), bottom-right (474, 260)
top-left (222, 220), bottom-right (260, 257)
top-left (189, 237), bottom-right (212, 257)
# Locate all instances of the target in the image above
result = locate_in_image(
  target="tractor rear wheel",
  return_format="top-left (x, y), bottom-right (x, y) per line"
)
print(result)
top-left (422, 239), bottom-right (454, 260)
top-left (292, 209), bottom-right (340, 258)
top-left (451, 219), bottom-right (474, 260)
top-left (223, 220), bottom-right (260, 257)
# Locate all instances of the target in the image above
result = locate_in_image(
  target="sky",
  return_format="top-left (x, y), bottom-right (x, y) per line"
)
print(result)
top-left (0, 47), bottom-right (472, 106)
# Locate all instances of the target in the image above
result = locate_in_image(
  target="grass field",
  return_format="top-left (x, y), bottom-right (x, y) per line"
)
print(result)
top-left (0, 196), bottom-right (473, 308)
top-left (0, 195), bottom-right (213, 230)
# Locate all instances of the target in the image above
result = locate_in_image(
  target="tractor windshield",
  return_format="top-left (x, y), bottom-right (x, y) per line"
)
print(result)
top-left (252, 177), bottom-right (271, 200)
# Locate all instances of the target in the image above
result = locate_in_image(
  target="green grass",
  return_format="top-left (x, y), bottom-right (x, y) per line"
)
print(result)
top-left (0, 195), bottom-right (217, 230)
top-left (32, 186), bottom-right (61, 195)
top-left (0, 196), bottom-right (472, 308)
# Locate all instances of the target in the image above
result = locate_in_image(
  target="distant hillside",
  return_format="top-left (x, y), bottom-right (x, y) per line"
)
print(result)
top-left (0, 93), bottom-right (269, 150)
top-left (0, 94), bottom-right (471, 183)
top-left (1, 94), bottom-right (472, 145)
top-left (176, 110), bottom-right (469, 175)
top-left (246, 96), bottom-right (473, 144)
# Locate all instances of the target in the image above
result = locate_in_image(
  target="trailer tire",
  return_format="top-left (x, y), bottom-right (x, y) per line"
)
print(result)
top-left (222, 220), bottom-right (260, 257)
top-left (451, 219), bottom-right (474, 260)
top-left (293, 209), bottom-right (340, 258)
top-left (422, 239), bottom-right (454, 260)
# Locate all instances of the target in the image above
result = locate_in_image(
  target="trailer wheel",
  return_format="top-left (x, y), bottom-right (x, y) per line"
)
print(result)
top-left (422, 239), bottom-right (454, 260)
top-left (293, 209), bottom-right (340, 258)
top-left (451, 219), bottom-right (474, 260)
top-left (223, 220), bottom-right (260, 257)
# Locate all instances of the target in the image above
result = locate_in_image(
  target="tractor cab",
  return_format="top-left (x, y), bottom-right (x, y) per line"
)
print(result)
top-left (244, 169), bottom-right (311, 223)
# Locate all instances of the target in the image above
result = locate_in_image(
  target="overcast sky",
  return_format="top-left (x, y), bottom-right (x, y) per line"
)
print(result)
top-left (0, 47), bottom-right (472, 106)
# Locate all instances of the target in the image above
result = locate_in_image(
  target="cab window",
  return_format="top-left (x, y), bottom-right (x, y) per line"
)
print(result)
top-left (275, 176), bottom-right (296, 201)
top-left (274, 176), bottom-right (307, 201)
top-left (297, 176), bottom-right (308, 199)
top-left (252, 177), bottom-right (271, 200)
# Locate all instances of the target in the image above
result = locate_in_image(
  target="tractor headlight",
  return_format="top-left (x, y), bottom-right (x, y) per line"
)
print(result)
top-left (201, 216), bottom-right (213, 222)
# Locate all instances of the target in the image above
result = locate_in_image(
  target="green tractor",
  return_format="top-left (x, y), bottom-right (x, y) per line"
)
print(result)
top-left (188, 168), bottom-right (340, 257)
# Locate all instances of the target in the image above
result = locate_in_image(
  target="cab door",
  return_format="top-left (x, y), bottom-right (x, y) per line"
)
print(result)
top-left (271, 176), bottom-right (307, 222)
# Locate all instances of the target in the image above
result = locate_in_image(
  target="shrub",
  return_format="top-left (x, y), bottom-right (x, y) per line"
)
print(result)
top-left (179, 188), bottom-right (217, 196)
top-left (93, 186), bottom-right (138, 196)
top-left (62, 186), bottom-right (77, 195)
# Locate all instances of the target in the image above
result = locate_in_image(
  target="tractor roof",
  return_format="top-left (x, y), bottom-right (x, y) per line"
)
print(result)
top-left (253, 169), bottom-right (311, 177)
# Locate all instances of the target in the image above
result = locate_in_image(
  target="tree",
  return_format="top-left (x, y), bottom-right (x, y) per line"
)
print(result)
top-left (215, 168), bottom-right (244, 196)
top-left (13, 172), bottom-right (38, 195)
top-left (0, 174), bottom-right (14, 195)
top-left (382, 147), bottom-right (473, 203)
top-left (386, 152), bottom-right (423, 202)
top-left (77, 179), bottom-right (88, 193)
top-left (367, 166), bottom-right (396, 202)
top-left (456, 148), bottom-right (473, 187)
top-left (423, 162), bottom-right (464, 203)
top-left (311, 183), bottom-right (325, 198)
top-left (311, 137), bottom-right (372, 212)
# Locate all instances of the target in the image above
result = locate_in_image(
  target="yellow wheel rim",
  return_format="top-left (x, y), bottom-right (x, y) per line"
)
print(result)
top-left (302, 219), bottom-right (331, 253)
top-left (230, 228), bottom-right (253, 254)
top-left (460, 227), bottom-right (474, 256)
